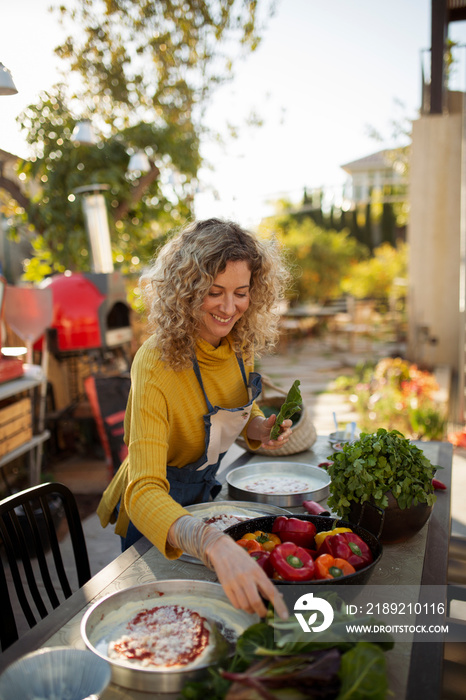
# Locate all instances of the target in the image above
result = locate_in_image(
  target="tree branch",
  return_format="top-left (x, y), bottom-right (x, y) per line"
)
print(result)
top-left (113, 159), bottom-right (160, 221)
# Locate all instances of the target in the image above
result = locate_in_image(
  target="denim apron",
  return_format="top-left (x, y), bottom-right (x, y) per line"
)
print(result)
top-left (121, 354), bottom-right (262, 550)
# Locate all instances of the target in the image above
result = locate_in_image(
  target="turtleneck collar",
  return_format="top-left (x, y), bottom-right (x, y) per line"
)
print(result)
top-left (195, 334), bottom-right (235, 367)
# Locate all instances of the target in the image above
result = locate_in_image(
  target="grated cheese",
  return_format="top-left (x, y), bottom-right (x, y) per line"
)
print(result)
top-left (108, 604), bottom-right (210, 669)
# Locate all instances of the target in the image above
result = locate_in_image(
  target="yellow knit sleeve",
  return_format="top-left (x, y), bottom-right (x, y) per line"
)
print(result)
top-left (122, 344), bottom-right (190, 558)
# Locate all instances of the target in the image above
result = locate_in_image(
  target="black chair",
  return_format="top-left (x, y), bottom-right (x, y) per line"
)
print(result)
top-left (0, 482), bottom-right (91, 651)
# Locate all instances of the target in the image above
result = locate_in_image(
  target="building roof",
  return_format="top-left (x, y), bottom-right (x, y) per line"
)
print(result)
top-left (340, 149), bottom-right (395, 174)
top-left (0, 148), bottom-right (20, 164)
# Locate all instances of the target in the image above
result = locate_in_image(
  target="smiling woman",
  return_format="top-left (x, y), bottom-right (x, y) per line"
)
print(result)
top-left (199, 260), bottom-right (251, 347)
top-left (97, 218), bottom-right (291, 621)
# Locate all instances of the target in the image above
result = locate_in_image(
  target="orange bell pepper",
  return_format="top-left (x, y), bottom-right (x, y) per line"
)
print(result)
top-left (236, 538), bottom-right (264, 553)
top-left (314, 553), bottom-right (356, 580)
top-left (242, 530), bottom-right (281, 552)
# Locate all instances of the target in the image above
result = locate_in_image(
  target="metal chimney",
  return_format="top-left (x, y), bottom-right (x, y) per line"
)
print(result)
top-left (74, 184), bottom-right (114, 273)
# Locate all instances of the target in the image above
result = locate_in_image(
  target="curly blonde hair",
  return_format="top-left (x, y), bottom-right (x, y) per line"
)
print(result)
top-left (140, 218), bottom-right (290, 370)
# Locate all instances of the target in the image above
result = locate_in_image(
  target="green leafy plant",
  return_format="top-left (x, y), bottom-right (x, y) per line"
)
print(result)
top-left (257, 214), bottom-right (369, 304)
top-left (331, 358), bottom-right (447, 441)
top-left (181, 602), bottom-right (392, 700)
top-left (326, 428), bottom-right (438, 517)
top-left (270, 379), bottom-right (303, 440)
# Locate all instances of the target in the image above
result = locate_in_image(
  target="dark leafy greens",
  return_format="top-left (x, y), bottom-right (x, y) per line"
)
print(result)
top-left (337, 643), bottom-right (388, 700)
top-left (222, 648), bottom-right (342, 699)
top-left (327, 428), bottom-right (438, 517)
top-left (179, 601), bottom-right (392, 700)
top-left (270, 380), bottom-right (303, 440)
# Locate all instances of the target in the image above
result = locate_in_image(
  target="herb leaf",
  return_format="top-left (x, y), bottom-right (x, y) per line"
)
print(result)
top-left (326, 428), bottom-right (438, 517)
top-left (270, 380), bottom-right (303, 440)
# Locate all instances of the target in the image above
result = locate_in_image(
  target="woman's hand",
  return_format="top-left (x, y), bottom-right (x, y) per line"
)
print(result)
top-left (247, 414), bottom-right (293, 450)
top-left (206, 534), bottom-right (289, 619)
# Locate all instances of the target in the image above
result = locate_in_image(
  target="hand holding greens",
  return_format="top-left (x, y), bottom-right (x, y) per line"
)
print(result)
top-left (270, 379), bottom-right (303, 440)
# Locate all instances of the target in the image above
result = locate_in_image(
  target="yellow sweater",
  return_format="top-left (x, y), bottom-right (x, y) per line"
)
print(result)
top-left (96, 333), bottom-right (263, 558)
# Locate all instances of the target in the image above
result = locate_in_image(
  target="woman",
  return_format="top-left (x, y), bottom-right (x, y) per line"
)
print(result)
top-left (97, 218), bottom-right (291, 619)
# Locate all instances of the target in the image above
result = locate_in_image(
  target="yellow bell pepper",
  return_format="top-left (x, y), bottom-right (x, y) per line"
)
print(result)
top-left (314, 527), bottom-right (352, 549)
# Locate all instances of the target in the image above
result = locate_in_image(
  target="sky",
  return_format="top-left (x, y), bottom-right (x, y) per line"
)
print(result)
top-left (2, 0), bottom-right (466, 226)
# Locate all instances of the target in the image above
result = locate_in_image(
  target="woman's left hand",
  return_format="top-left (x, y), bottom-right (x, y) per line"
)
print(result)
top-left (247, 415), bottom-right (293, 450)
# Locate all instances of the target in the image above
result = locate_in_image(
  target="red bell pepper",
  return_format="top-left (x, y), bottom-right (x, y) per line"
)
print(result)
top-left (271, 516), bottom-right (317, 549)
top-left (269, 542), bottom-right (316, 581)
top-left (317, 532), bottom-right (373, 571)
top-left (249, 550), bottom-right (274, 577)
top-left (314, 553), bottom-right (356, 580)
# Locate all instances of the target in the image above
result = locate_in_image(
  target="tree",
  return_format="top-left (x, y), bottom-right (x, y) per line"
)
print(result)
top-left (341, 241), bottom-right (407, 302)
top-left (259, 211), bottom-right (369, 304)
top-left (1, 0), bottom-right (273, 279)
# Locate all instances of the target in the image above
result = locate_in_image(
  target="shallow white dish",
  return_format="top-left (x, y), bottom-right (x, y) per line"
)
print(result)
top-left (0, 646), bottom-right (111, 700)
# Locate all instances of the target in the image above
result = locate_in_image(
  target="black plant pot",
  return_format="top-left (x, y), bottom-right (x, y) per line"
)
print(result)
top-left (349, 492), bottom-right (433, 544)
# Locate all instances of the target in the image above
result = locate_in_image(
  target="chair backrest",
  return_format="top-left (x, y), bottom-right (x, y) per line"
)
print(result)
top-left (84, 373), bottom-right (131, 478)
top-left (0, 482), bottom-right (91, 651)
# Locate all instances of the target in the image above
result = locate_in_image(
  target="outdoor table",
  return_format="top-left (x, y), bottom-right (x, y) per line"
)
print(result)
top-left (0, 436), bottom-right (453, 699)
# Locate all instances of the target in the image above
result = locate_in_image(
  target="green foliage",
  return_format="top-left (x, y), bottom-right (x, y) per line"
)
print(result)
top-left (54, 0), bottom-right (267, 119)
top-left (337, 642), bottom-right (388, 700)
top-left (326, 428), bottom-right (438, 518)
top-left (259, 214), bottom-right (369, 303)
top-left (5, 1), bottom-right (272, 280)
top-left (15, 86), bottom-right (186, 278)
top-left (181, 606), bottom-right (391, 700)
top-left (333, 357), bottom-right (447, 441)
top-left (341, 241), bottom-right (407, 301)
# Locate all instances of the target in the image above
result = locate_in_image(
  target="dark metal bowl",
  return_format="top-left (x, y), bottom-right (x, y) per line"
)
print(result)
top-left (223, 514), bottom-right (382, 586)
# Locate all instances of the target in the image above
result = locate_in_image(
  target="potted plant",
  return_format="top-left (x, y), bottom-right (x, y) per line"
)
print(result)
top-left (326, 428), bottom-right (439, 543)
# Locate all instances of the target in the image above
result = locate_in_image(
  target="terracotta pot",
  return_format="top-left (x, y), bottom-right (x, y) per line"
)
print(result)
top-left (349, 491), bottom-right (433, 544)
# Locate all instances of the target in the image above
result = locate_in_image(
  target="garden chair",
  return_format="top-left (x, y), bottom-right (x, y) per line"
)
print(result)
top-left (83, 373), bottom-right (131, 478)
top-left (0, 481), bottom-right (91, 651)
